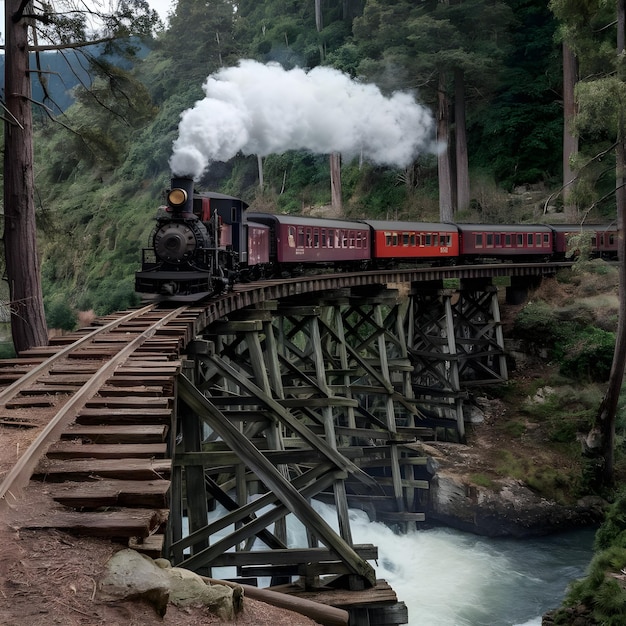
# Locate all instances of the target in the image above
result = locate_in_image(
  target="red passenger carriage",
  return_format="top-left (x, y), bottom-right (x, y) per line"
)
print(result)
top-left (246, 213), bottom-right (371, 271)
top-left (456, 224), bottom-right (553, 262)
top-left (549, 224), bottom-right (618, 260)
top-left (361, 220), bottom-right (460, 264)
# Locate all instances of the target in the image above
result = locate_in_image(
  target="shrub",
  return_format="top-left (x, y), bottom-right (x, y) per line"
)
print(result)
top-left (558, 327), bottom-right (615, 382)
top-left (513, 300), bottom-right (567, 349)
top-left (44, 293), bottom-right (77, 331)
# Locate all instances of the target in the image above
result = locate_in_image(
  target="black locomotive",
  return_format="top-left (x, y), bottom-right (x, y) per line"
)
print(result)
top-left (135, 177), bottom-right (246, 300)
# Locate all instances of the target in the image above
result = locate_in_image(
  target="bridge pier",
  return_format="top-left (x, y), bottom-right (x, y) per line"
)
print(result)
top-left (408, 279), bottom-right (508, 442)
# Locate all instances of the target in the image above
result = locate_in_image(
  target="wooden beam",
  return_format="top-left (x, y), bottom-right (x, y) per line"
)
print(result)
top-left (178, 376), bottom-right (376, 587)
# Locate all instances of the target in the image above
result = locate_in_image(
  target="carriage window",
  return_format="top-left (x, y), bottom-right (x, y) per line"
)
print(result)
top-left (288, 226), bottom-right (296, 247)
top-left (505, 234), bottom-right (512, 246)
top-left (487, 234), bottom-right (493, 247)
top-left (543, 234), bottom-right (550, 245)
top-left (321, 230), bottom-right (327, 247)
top-left (385, 233), bottom-right (392, 246)
top-left (475, 234), bottom-right (483, 247)
top-left (610, 234), bottom-right (616, 245)
top-left (433, 234), bottom-right (439, 246)
top-left (306, 228), bottom-right (312, 247)
top-left (495, 234), bottom-right (501, 246)
top-left (591, 236), bottom-right (597, 247)
top-left (527, 234), bottom-right (534, 246)
top-left (410, 233), bottom-right (416, 246)
top-left (231, 207), bottom-right (237, 222)
top-left (403, 233), bottom-right (410, 246)
top-left (314, 229), bottom-right (319, 248)
top-left (356, 232), bottom-right (362, 248)
top-left (392, 233), bottom-right (398, 246)
top-left (425, 234), bottom-right (432, 246)
top-left (443, 234), bottom-right (450, 246)
top-left (342, 231), bottom-right (348, 247)
top-left (328, 229), bottom-right (334, 248)
top-left (517, 234), bottom-right (523, 246)
top-left (297, 227), bottom-right (305, 247)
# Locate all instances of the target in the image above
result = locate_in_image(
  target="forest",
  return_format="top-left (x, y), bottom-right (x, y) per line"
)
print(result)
top-left (2, 0), bottom-right (612, 330)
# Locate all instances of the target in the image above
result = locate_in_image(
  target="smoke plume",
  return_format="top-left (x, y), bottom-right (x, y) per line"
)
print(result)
top-left (169, 60), bottom-right (435, 180)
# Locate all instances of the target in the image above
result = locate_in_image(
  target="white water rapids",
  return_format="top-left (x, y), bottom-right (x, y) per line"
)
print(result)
top-left (195, 499), bottom-right (594, 626)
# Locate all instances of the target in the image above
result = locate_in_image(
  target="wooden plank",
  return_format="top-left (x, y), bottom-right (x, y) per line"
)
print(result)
top-left (18, 508), bottom-right (166, 538)
top-left (5, 397), bottom-right (56, 408)
top-left (76, 408), bottom-right (172, 425)
top-left (129, 534), bottom-right (165, 558)
top-left (49, 479), bottom-right (170, 508)
top-left (375, 511), bottom-right (426, 523)
top-left (106, 376), bottom-right (174, 387)
top-left (62, 424), bottom-right (168, 444)
top-left (47, 442), bottom-right (168, 459)
top-left (278, 397), bottom-right (359, 408)
top-left (209, 545), bottom-right (378, 567)
top-left (86, 396), bottom-right (172, 408)
top-left (98, 386), bottom-right (165, 397)
top-left (271, 579), bottom-right (398, 609)
top-left (34, 458), bottom-right (171, 481)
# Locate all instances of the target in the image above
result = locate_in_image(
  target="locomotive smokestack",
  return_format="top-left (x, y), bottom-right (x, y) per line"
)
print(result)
top-left (169, 176), bottom-right (195, 214)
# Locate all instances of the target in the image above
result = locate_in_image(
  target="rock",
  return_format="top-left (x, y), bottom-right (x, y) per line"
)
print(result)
top-left (428, 471), bottom-right (604, 537)
top-left (98, 548), bottom-right (240, 620)
top-left (98, 548), bottom-right (170, 616)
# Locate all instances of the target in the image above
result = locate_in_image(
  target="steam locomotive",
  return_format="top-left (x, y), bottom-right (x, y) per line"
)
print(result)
top-left (135, 177), bottom-right (618, 300)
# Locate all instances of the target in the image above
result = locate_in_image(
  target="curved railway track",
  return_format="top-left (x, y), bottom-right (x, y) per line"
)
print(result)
top-left (0, 303), bottom-right (198, 554)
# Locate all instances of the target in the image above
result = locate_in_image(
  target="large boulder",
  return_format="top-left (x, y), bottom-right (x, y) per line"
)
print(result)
top-left (98, 549), bottom-right (241, 620)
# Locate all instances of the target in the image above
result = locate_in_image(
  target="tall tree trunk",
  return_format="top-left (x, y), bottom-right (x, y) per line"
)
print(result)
top-left (315, 0), bottom-right (325, 61)
top-left (454, 69), bottom-right (470, 214)
top-left (330, 152), bottom-right (342, 213)
top-left (562, 43), bottom-right (579, 218)
top-left (589, 0), bottom-right (626, 490)
top-left (4, 0), bottom-right (49, 353)
top-left (437, 72), bottom-right (454, 222)
top-left (257, 155), bottom-right (264, 189)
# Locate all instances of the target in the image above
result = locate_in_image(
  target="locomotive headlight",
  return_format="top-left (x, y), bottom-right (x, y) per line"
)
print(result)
top-left (168, 188), bottom-right (188, 208)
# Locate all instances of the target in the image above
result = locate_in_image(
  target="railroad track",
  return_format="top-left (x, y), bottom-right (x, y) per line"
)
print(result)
top-left (0, 303), bottom-right (197, 555)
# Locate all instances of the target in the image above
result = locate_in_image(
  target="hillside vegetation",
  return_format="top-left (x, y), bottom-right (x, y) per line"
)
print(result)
top-left (8, 0), bottom-right (616, 332)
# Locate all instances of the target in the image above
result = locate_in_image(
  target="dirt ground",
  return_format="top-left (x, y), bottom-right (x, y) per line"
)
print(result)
top-left (0, 520), bottom-right (321, 626)
top-left (0, 417), bottom-right (322, 625)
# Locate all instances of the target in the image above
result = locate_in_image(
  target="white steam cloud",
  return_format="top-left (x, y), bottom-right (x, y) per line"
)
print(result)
top-left (169, 60), bottom-right (435, 180)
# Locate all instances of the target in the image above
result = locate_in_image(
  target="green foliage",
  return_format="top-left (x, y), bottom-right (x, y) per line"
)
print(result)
top-left (494, 449), bottom-right (578, 503)
top-left (558, 326), bottom-right (615, 382)
top-left (44, 292), bottom-right (78, 331)
top-left (470, 473), bottom-right (495, 488)
top-left (513, 301), bottom-right (566, 348)
top-left (519, 384), bottom-right (599, 444)
top-left (553, 491), bottom-right (626, 624)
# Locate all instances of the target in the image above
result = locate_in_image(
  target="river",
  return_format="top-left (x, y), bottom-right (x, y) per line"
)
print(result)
top-left (204, 499), bottom-right (595, 626)
top-left (340, 506), bottom-right (595, 626)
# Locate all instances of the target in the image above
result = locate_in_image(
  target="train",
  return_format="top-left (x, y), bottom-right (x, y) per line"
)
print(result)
top-left (134, 177), bottom-right (618, 300)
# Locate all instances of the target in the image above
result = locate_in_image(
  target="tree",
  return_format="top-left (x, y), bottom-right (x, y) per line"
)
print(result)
top-left (349, 0), bottom-right (513, 220)
top-left (3, 0), bottom-right (158, 353)
top-left (551, 0), bottom-right (626, 489)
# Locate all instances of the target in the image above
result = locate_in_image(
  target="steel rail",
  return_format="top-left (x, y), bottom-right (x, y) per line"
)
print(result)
top-left (0, 303), bottom-right (157, 407)
top-left (0, 305), bottom-right (187, 508)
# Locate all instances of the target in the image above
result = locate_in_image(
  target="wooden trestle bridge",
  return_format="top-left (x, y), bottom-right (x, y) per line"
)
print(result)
top-left (0, 263), bottom-right (563, 626)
